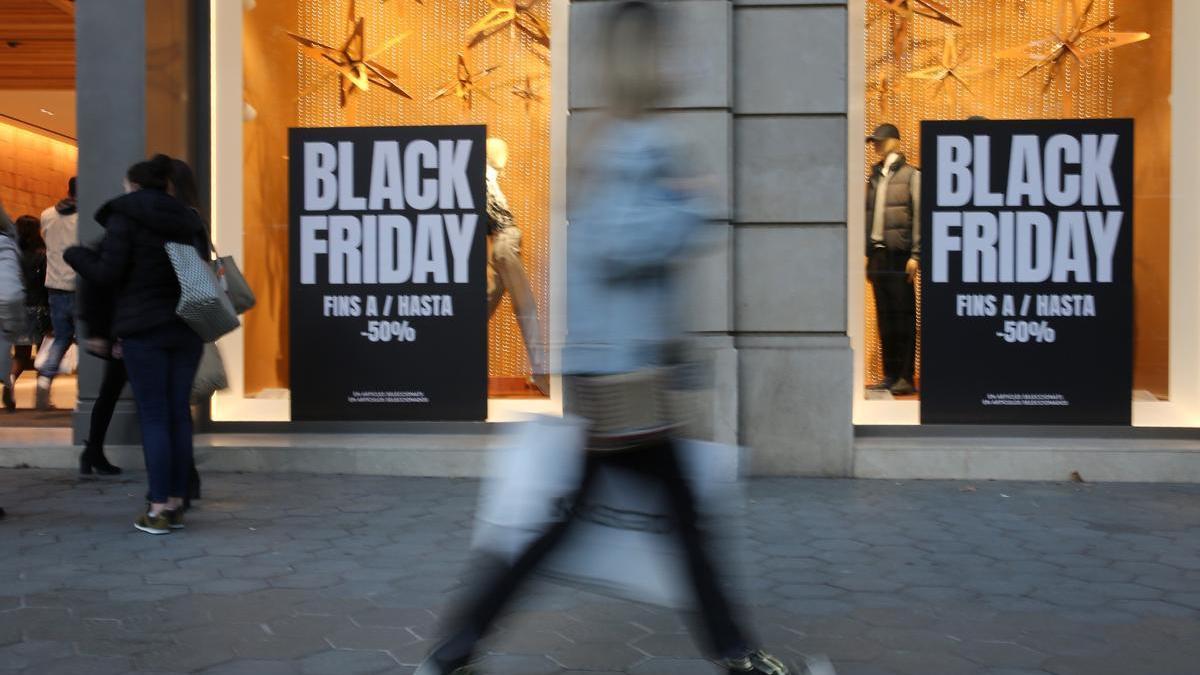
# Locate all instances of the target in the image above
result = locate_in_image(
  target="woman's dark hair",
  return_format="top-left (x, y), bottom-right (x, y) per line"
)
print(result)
top-left (605, 0), bottom-right (660, 53)
top-left (126, 153), bottom-right (173, 191)
top-left (14, 215), bottom-right (45, 252)
top-left (168, 158), bottom-right (200, 210)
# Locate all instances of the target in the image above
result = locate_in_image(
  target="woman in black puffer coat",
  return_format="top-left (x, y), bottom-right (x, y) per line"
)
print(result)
top-left (65, 154), bottom-right (208, 535)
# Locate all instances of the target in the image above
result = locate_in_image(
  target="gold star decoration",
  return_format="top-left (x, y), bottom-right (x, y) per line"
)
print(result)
top-left (465, 0), bottom-right (550, 49)
top-left (997, 0), bottom-right (1149, 92)
top-left (870, 0), bottom-right (962, 60)
top-left (289, 0), bottom-right (411, 110)
top-left (510, 74), bottom-right (546, 112)
top-left (905, 34), bottom-right (988, 96)
top-left (431, 54), bottom-right (502, 109)
top-left (866, 70), bottom-right (895, 118)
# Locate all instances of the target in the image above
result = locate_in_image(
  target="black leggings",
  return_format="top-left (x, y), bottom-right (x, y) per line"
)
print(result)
top-left (88, 358), bottom-right (128, 448)
top-left (444, 439), bottom-right (749, 660)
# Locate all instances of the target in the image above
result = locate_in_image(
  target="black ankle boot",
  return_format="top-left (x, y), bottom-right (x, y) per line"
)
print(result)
top-left (188, 465), bottom-right (202, 500)
top-left (724, 651), bottom-right (835, 675)
top-left (415, 632), bottom-right (478, 675)
top-left (80, 444), bottom-right (122, 477)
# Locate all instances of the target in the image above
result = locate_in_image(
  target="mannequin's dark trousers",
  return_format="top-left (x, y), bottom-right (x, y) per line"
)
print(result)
top-left (868, 248), bottom-right (916, 383)
top-left (440, 439), bottom-right (749, 661)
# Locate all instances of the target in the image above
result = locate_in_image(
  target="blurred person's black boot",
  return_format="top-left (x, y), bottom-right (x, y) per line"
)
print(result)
top-left (414, 631), bottom-right (479, 675)
top-left (2, 382), bottom-right (13, 412)
top-left (79, 442), bottom-right (122, 476)
top-left (723, 650), bottom-right (836, 675)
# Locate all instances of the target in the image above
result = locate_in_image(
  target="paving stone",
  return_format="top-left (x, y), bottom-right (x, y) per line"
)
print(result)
top-left (298, 648), bottom-right (399, 675)
top-left (628, 657), bottom-right (723, 674)
top-left (4, 470), bottom-right (1200, 675)
top-left (828, 576), bottom-right (903, 593)
top-left (351, 607), bottom-right (436, 629)
top-left (953, 640), bottom-right (1045, 668)
top-left (232, 637), bottom-right (329, 661)
top-left (631, 632), bottom-right (700, 659)
top-left (201, 660), bottom-right (301, 675)
top-left (191, 578), bottom-right (272, 595)
top-left (31, 655), bottom-right (133, 675)
top-left (774, 583), bottom-right (845, 600)
top-left (326, 625), bottom-right (418, 651)
top-left (136, 643), bottom-right (237, 672)
top-left (0, 640), bottom-right (74, 669)
top-left (548, 642), bottom-right (646, 671)
top-left (107, 585), bottom-right (190, 603)
top-left (883, 650), bottom-right (981, 675)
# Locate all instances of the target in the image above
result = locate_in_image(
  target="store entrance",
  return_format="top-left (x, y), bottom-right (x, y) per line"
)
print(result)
top-left (0, 0), bottom-right (78, 428)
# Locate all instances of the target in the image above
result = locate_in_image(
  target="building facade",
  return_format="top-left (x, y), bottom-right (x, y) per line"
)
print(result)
top-left (48, 0), bottom-right (1200, 481)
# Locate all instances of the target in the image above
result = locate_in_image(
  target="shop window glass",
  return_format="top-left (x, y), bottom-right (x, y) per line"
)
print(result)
top-left (860, 0), bottom-right (1171, 403)
top-left (241, 0), bottom-right (552, 405)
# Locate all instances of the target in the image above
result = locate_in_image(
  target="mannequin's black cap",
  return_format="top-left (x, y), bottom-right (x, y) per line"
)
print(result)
top-left (866, 123), bottom-right (901, 142)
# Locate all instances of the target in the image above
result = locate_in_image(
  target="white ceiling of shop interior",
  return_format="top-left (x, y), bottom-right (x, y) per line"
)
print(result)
top-left (0, 89), bottom-right (76, 141)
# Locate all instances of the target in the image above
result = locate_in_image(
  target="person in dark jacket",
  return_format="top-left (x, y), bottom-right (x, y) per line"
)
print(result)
top-left (65, 154), bottom-right (207, 535)
top-left (9, 215), bottom-right (50, 398)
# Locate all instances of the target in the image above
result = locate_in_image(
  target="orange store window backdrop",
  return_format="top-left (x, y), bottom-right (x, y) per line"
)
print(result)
top-left (862, 0), bottom-right (1172, 400)
top-left (0, 122), bottom-right (77, 227)
top-left (242, 0), bottom-right (552, 399)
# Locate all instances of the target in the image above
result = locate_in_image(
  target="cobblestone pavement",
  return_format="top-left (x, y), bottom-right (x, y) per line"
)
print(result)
top-left (1, 469), bottom-right (1199, 675)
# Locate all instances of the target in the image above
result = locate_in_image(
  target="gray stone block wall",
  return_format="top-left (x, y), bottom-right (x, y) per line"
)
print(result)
top-left (73, 0), bottom-right (148, 447)
top-left (731, 1), bottom-right (852, 475)
top-left (567, 0), bottom-right (852, 474)
top-left (569, 0), bottom-right (740, 449)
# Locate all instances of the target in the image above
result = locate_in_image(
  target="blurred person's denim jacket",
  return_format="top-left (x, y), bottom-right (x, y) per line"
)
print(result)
top-left (564, 118), bottom-right (717, 375)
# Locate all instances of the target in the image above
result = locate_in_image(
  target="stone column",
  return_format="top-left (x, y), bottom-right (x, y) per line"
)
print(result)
top-left (568, 0), bottom-right (738, 445)
top-left (72, 0), bottom-right (146, 445)
top-left (732, 1), bottom-right (853, 475)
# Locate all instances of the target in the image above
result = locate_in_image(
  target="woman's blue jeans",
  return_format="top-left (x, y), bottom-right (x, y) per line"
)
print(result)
top-left (121, 321), bottom-right (203, 504)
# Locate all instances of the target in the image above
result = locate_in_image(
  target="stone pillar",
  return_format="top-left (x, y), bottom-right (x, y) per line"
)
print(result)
top-left (568, 0), bottom-right (738, 445)
top-left (732, 2), bottom-right (853, 475)
top-left (72, 0), bottom-right (146, 445)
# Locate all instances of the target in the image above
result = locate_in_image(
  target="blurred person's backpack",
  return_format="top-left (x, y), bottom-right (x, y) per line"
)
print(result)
top-left (0, 232), bottom-right (25, 337)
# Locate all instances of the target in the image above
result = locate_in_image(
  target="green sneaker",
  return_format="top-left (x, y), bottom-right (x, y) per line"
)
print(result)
top-left (164, 508), bottom-right (186, 530)
top-left (134, 510), bottom-right (172, 535)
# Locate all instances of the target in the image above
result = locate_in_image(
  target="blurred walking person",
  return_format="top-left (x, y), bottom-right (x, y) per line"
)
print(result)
top-left (9, 215), bottom-right (50, 402)
top-left (1, 200), bottom-right (24, 412)
top-left (417, 4), bottom-right (832, 675)
top-left (65, 155), bottom-right (207, 534)
top-left (36, 177), bottom-right (79, 410)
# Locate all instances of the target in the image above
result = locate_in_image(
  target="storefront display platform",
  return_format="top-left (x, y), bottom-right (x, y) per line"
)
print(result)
top-left (0, 429), bottom-right (495, 478)
top-left (5, 426), bottom-right (1200, 481)
top-left (855, 429), bottom-right (1200, 483)
top-left (0, 427), bottom-right (744, 480)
